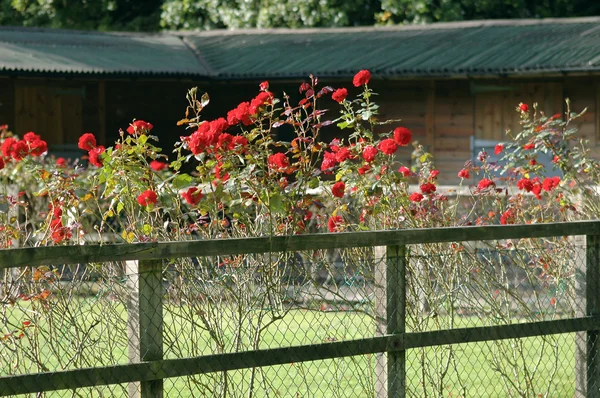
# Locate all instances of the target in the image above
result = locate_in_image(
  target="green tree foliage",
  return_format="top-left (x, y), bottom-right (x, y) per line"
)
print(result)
top-left (377, 0), bottom-right (600, 25)
top-left (1, 0), bottom-right (162, 31)
top-left (159, 0), bottom-right (380, 30)
top-left (0, 0), bottom-right (598, 31)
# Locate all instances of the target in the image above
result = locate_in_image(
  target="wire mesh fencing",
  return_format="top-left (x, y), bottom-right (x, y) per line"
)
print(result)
top-left (0, 226), bottom-right (598, 397)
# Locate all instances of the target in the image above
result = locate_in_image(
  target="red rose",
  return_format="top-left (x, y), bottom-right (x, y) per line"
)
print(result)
top-left (88, 146), bottom-right (105, 167)
top-left (249, 91), bottom-right (274, 115)
top-left (137, 189), bottom-right (158, 207)
top-left (181, 187), bottom-right (203, 205)
top-left (0, 157), bottom-right (4, 170)
top-left (429, 170), bottom-right (439, 180)
top-left (409, 192), bottom-right (424, 202)
top-left (500, 209), bottom-right (515, 225)
top-left (494, 144), bottom-right (504, 156)
top-left (358, 164), bottom-right (371, 175)
top-left (335, 147), bottom-right (352, 163)
top-left (398, 166), bottom-right (411, 177)
top-left (477, 178), bottom-right (495, 190)
top-left (332, 88), bottom-right (348, 103)
top-left (332, 181), bottom-right (345, 198)
top-left (11, 140), bottom-right (28, 161)
top-left (268, 153), bottom-right (290, 172)
top-left (542, 176), bottom-right (560, 192)
top-left (523, 143), bottom-right (535, 150)
top-left (362, 146), bottom-right (378, 162)
top-left (353, 70), bottom-right (371, 87)
top-left (517, 178), bottom-right (533, 192)
top-left (259, 81), bottom-right (269, 91)
top-left (393, 127), bottom-right (412, 146)
top-left (150, 160), bottom-right (168, 171)
top-left (519, 103), bottom-right (529, 112)
top-left (327, 215), bottom-right (344, 233)
top-left (321, 151), bottom-right (337, 173)
top-left (127, 120), bottom-right (153, 135)
top-left (458, 169), bottom-right (470, 179)
top-left (56, 157), bottom-right (66, 167)
top-left (420, 183), bottom-right (436, 195)
top-left (23, 132), bottom-right (40, 143)
top-left (378, 139), bottom-right (398, 156)
top-left (29, 139), bottom-right (47, 156)
top-left (227, 102), bottom-right (252, 126)
top-left (1, 137), bottom-right (16, 158)
top-left (230, 135), bottom-right (248, 152)
top-left (78, 133), bottom-right (97, 151)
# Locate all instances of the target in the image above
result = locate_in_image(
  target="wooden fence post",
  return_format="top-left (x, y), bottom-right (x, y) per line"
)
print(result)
top-left (375, 245), bottom-right (406, 398)
top-left (584, 235), bottom-right (600, 398)
top-left (126, 259), bottom-right (164, 398)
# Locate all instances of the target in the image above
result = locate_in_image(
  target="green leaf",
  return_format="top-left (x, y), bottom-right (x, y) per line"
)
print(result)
top-left (116, 202), bottom-right (124, 215)
top-left (309, 177), bottom-right (320, 189)
top-left (173, 173), bottom-right (193, 189)
top-left (142, 224), bottom-right (152, 235)
top-left (138, 135), bottom-right (148, 145)
top-left (269, 193), bottom-right (286, 214)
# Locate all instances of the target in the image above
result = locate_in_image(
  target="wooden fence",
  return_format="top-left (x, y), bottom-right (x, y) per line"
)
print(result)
top-left (1, 221), bottom-right (600, 397)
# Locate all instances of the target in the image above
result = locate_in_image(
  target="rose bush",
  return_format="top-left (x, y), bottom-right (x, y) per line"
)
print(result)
top-left (0, 71), bottom-right (597, 397)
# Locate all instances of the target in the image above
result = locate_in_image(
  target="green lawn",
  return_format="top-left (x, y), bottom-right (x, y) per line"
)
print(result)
top-left (2, 297), bottom-right (578, 397)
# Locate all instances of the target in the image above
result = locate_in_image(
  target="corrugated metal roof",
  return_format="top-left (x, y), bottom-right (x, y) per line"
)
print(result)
top-left (181, 18), bottom-right (600, 79)
top-left (0, 27), bottom-right (208, 76)
top-left (1, 18), bottom-right (600, 78)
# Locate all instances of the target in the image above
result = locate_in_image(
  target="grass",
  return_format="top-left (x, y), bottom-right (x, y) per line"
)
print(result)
top-left (1, 294), bottom-right (579, 397)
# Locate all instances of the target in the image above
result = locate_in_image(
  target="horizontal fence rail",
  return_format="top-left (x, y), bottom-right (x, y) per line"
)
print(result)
top-left (1, 220), bottom-right (600, 397)
top-left (1, 220), bottom-right (599, 269)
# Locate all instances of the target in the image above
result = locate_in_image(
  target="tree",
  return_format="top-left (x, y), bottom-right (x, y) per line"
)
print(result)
top-left (159, 0), bottom-right (381, 30)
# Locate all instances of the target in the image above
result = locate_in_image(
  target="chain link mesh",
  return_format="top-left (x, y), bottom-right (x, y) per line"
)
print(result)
top-left (0, 235), bottom-right (597, 397)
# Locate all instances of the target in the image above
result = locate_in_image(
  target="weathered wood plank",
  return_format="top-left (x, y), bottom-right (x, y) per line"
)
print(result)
top-left (1, 221), bottom-right (600, 269)
top-left (586, 235), bottom-right (600, 398)
top-left (386, 245), bottom-right (406, 398)
top-left (1, 317), bottom-right (598, 396)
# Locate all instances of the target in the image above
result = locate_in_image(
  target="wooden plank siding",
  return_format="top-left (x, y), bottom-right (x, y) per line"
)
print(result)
top-left (0, 77), bottom-right (14, 129)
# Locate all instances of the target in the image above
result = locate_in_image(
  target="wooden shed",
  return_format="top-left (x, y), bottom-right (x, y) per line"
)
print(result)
top-left (1, 18), bottom-right (599, 182)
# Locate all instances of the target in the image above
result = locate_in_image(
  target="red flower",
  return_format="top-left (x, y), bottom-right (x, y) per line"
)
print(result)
top-left (378, 139), bottom-right (397, 156)
top-left (523, 143), bottom-right (535, 150)
top-left (327, 215), bottom-right (343, 232)
top-left (494, 144), bottom-right (504, 156)
top-left (458, 169), bottom-right (470, 179)
top-left (227, 102), bottom-right (253, 126)
top-left (398, 166), bottom-right (411, 177)
top-left (358, 164), bottom-right (371, 175)
top-left (23, 132), bottom-right (40, 143)
top-left (332, 88), bottom-right (348, 103)
top-left (519, 103), bottom-right (529, 112)
top-left (249, 91), bottom-right (274, 115)
top-left (259, 81), bottom-right (269, 91)
top-left (55, 157), bottom-right (66, 167)
top-left (137, 190), bottom-right (158, 207)
top-left (127, 120), bottom-right (153, 135)
top-left (353, 70), bottom-right (371, 87)
top-left (88, 146), bottom-right (105, 167)
top-left (478, 178), bottom-right (495, 190)
top-left (429, 170), bottom-right (439, 180)
top-left (230, 135), bottom-right (249, 152)
top-left (409, 192), bottom-right (424, 202)
top-left (517, 178), bottom-right (533, 192)
top-left (335, 147), bottom-right (352, 163)
top-left (393, 127), bottom-right (412, 146)
top-left (50, 217), bottom-right (71, 243)
top-left (542, 176), bottom-right (561, 192)
top-left (29, 139), bottom-right (47, 156)
top-left (181, 187), bottom-right (203, 205)
top-left (1, 137), bottom-right (16, 158)
top-left (420, 183), bottom-right (436, 195)
top-left (150, 160), bottom-right (168, 171)
top-left (332, 181), bottom-right (345, 198)
top-left (362, 146), bottom-right (378, 162)
top-left (500, 209), bottom-right (515, 225)
top-left (11, 140), bottom-right (28, 161)
top-left (321, 151), bottom-right (337, 173)
top-left (78, 133), bottom-right (97, 151)
top-left (0, 157), bottom-right (4, 170)
top-left (268, 153), bottom-right (290, 172)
